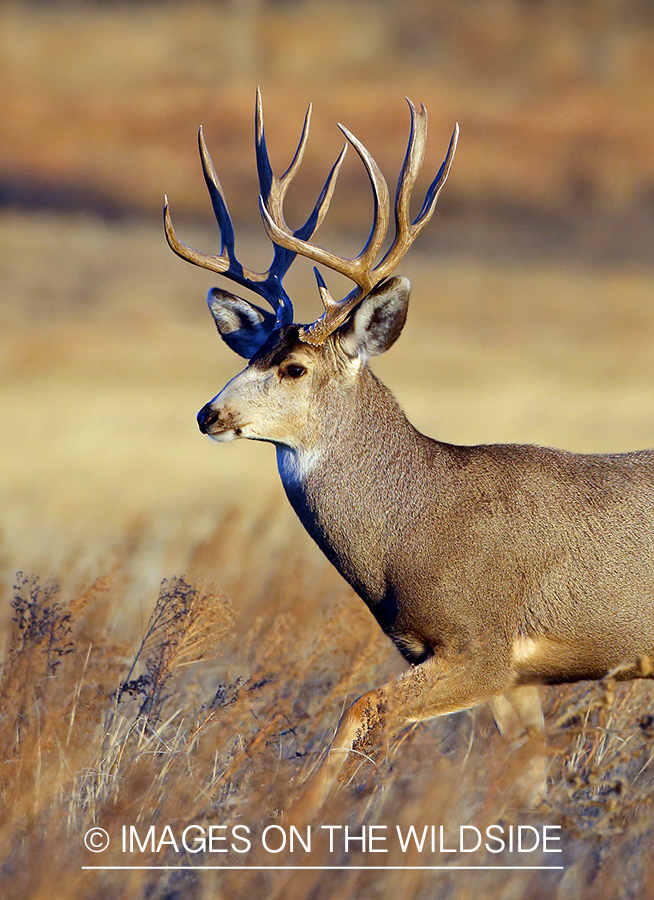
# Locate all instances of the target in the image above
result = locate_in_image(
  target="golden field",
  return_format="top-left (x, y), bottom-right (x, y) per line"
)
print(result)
top-left (2, 2), bottom-right (654, 898)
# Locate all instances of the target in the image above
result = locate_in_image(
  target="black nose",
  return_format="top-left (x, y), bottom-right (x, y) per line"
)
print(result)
top-left (197, 404), bottom-right (220, 434)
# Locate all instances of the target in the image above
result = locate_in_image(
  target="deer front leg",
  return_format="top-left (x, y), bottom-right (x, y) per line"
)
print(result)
top-left (290, 648), bottom-right (516, 823)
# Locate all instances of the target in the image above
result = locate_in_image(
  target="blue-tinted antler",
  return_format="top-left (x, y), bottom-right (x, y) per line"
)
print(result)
top-left (164, 88), bottom-right (346, 328)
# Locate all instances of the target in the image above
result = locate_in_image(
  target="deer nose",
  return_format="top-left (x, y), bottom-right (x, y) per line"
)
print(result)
top-left (197, 404), bottom-right (220, 434)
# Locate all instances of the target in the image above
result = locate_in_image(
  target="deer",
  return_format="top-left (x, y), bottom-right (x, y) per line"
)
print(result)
top-left (164, 90), bottom-right (654, 817)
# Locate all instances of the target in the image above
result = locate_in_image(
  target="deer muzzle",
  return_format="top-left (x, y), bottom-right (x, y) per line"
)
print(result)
top-left (197, 402), bottom-right (243, 440)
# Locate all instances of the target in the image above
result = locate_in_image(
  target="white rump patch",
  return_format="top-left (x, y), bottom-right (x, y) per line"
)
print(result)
top-left (512, 636), bottom-right (542, 665)
top-left (512, 634), bottom-right (571, 674)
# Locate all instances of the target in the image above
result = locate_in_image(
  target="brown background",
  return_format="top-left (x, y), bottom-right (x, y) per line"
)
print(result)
top-left (1, 4), bottom-right (654, 898)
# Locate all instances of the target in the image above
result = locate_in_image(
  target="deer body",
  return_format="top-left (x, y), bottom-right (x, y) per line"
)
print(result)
top-left (280, 390), bottom-right (654, 685)
top-left (165, 92), bottom-right (654, 816)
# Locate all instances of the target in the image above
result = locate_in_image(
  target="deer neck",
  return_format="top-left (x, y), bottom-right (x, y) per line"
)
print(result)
top-left (276, 367), bottom-right (435, 606)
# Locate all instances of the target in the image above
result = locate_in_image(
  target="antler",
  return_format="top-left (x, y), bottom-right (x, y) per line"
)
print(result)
top-left (259, 100), bottom-right (459, 343)
top-left (164, 88), bottom-right (347, 328)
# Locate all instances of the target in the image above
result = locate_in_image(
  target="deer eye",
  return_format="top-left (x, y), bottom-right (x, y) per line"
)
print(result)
top-left (282, 363), bottom-right (307, 379)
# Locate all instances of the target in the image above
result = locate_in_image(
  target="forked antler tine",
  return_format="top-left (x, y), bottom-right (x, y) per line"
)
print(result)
top-left (374, 115), bottom-right (458, 283)
top-left (255, 86), bottom-right (312, 207)
top-left (260, 185), bottom-right (355, 276)
top-left (258, 142), bottom-right (347, 243)
top-left (254, 86), bottom-right (312, 200)
top-left (164, 128), bottom-right (268, 287)
top-left (163, 131), bottom-right (227, 274)
top-left (299, 107), bottom-right (459, 345)
top-left (167, 94), bottom-right (458, 343)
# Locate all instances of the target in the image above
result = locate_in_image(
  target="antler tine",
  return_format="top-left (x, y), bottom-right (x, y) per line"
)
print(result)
top-left (164, 194), bottom-right (231, 276)
top-left (164, 133), bottom-right (237, 279)
top-left (374, 112), bottom-right (458, 284)
top-left (295, 143), bottom-right (348, 239)
top-left (298, 271), bottom-right (365, 345)
top-left (393, 99), bottom-right (428, 236)
top-left (199, 126), bottom-right (236, 261)
top-left (166, 95), bottom-right (458, 344)
top-left (413, 120), bottom-right (459, 232)
top-left (256, 95), bottom-right (348, 249)
top-left (255, 85), bottom-right (312, 204)
top-left (198, 127), bottom-right (274, 289)
top-left (337, 124), bottom-right (390, 288)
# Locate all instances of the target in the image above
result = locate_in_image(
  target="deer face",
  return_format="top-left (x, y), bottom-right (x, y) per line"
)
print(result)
top-left (197, 277), bottom-right (410, 451)
top-left (197, 321), bottom-right (327, 449)
top-left (165, 92), bottom-right (454, 450)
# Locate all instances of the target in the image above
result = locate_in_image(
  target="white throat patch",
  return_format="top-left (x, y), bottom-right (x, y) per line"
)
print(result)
top-left (277, 447), bottom-right (320, 488)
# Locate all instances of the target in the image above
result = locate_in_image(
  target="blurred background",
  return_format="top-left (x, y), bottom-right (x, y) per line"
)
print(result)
top-left (2, 0), bottom-right (654, 580)
top-left (2, 10), bottom-right (654, 895)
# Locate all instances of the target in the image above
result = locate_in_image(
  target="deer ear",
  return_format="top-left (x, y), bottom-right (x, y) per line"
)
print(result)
top-left (338, 276), bottom-right (410, 360)
top-left (207, 288), bottom-right (276, 359)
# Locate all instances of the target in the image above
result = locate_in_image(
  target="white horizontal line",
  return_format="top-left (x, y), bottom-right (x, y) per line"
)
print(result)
top-left (82, 865), bottom-right (564, 871)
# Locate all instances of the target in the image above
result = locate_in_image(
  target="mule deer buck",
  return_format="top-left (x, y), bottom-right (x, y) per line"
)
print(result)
top-left (165, 90), bottom-right (654, 815)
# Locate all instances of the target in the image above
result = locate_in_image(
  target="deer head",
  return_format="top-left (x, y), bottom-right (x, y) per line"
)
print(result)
top-left (164, 90), bottom-right (458, 451)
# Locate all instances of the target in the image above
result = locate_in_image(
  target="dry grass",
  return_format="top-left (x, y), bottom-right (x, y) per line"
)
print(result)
top-left (1, 510), bottom-right (654, 900)
top-left (2, 3), bottom-right (654, 895)
top-left (1, 206), bottom-right (654, 897)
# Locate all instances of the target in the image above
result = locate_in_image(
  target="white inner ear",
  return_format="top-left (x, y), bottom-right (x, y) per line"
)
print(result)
top-left (337, 276), bottom-right (411, 362)
top-left (208, 290), bottom-right (265, 333)
top-left (211, 306), bottom-right (241, 334)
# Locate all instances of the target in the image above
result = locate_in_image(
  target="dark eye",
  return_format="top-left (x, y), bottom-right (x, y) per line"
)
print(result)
top-left (283, 363), bottom-right (306, 379)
